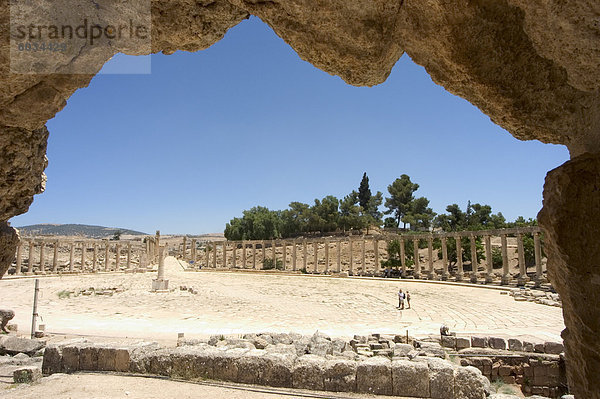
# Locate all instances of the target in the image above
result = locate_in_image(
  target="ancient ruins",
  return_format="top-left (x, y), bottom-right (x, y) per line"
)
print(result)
top-left (1, 1), bottom-right (599, 398)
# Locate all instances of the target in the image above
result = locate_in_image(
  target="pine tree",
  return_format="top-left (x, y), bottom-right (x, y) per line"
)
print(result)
top-left (358, 172), bottom-right (372, 211)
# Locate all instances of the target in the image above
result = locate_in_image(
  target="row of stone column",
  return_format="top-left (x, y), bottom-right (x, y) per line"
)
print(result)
top-left (189, 227), bottom-right (545, 286)
top-left (12, 239), bottom-right (148, 275)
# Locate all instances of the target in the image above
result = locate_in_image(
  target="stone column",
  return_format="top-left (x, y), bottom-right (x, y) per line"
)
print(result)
top-left (373, 239), bottom-right (379, 274)
top-left (152, 246), bottom-right (169, 292)
top-left (348, 238), bottom-right (353, 274)
top-left (80, 242), bottom-right (85, 272)
top-left (292, 240), bottom-right (297, 271)
top-left (427, 235), bottom-right (434, 280)
top-left (262, 241), bottom-right (266, 270)
top-left (205, 243), bottom-right (210, 268)
top-left (470, 234), bottom-right (478, 283)
top-left (212, 242), bottom-right (217, 268)
top-left (27, 240), bottom-right (34, 274)
top-left (302, 240), bottom-right (307, 271)
top-left (242, 241), bottom-right (247, 269)
top-left (272, 240), bottom-right (277, 267)
top-left (281, 241), bottom-right (286, 270)
top-left (484, 235), bottom-right (493, 283)
top-left (92, 242), bottom-right (98, 272)
top-left (313, 241), bottom-right (318, 273)
top-left (104, 241), bottom-right (110, 271)
top-left (455, 236), bottom-right (463, 281)
top-left (537, 154), bottom-right (600, 399)
top-left (361, 239), bottom-right (366, 275)
top-left (500, 234), bottom-right (510, 284)
top-left (15, 242), bottom-right (22, 275)
top-left (155, 230), bottom-right (160, 261)
top-left (324, 240), bottom-right (329, 273)
top-left (191, 239), bottom-right (197, 264)
top-left (39, 241), bottom-right (45, 273)
top-left (517, 233), bottom-right (529, 286)
top-left (533, 231), bottom-right (543, 287)
top-left (400, 237), bottom-right (406, 277)
top-left (223, 242), bottom-right (228, 267)
top-left (252, 242), bottom-right (257, 269)
top-left (70, 242), bottom-right (75, 272)
top-left (234, 242), bottom-right (238, 268)
top-left (441, 236), bottom-right (448, 280)
top-left (182, 237), bottom-right (187, 260)
top-left (115, 244), bottom-right (121, 270)
top-left (413, 239), bottom-right (421, 279)
top-left (336, 239), bottom-right (341, 273)
top-left (127, 243), bottom-right (132, 270)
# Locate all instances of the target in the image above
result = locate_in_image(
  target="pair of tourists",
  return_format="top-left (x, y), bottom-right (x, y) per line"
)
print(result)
top-left (397, 289), bottom-right (411, 310)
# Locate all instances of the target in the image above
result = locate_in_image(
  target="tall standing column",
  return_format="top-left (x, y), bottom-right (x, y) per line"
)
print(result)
top-left (374, 239), bottom-right (379, 275)
top-left (348, 239), bottom-right (353, 275)
top-left (115, 244), bottom-right (121, 271)
top-left (470, 234), bottom-right (478, 283)
top-left (272, 240), bottom-right (276, 268)
top-left (242, 241), bottom-right (247, 269)
top-left (400, 237), bottom-right (406, 277)
top-left (336, 239), bottom-right (341, 273)
top-left (261, 241), bottom-right (266, 269)
top-left (233, 241), bottom-right (238, 268)
top-left (500, 234), bottom-right (510, 285)
top-left (155, 231), bottom-right (160, 262)
top-left (252, 242), bottom-right (257, 269)
top-left (517, 233), bottom-right (529, 286)
top-left (69, 242), bottom-right (75, 272)
top-left (27, 241), bottom-right (34, 274)
top-left (52, 241), bottom-right (59, 273)
top-left (127, 243), bottom-right (132, 270)
top-left (484, 235), bottom-right (493, 283)
top-left (361, 239), bottom-right (366, 276)
top-left (80, 242), bottom-right (86, 272)
top-left (413, 239), bottom-right (421, 279)
top-left (92, 242), bottom-right (98, 272)
top-left (324, 240), bottom-right (329, 274)
top-left (313, 241), bottom-right (319, 273)
top-left (441, 236), bottom-right (448, 280)
top-left (427, 235), bottom-right (434, 279)
top-left (212, 242), bottom-right (217, 268)
top-left (39, 241), bottom-right (45, 273)
top-left (223, 242), bottom-right (228, 267)
top-left (292, 240), bottom-right (297, 271)
top-left (302, 240), bottom-right (307, 271)
top-left (151, 246), bottom-right (169, 292)
top-left (15, 242), bottom-right (22, 275)
top-left (533, 231), bottom-right (543, 287)
top-left (191, 239), bottom-right (197, 264)
top-left (205, 243), bottom-right (210, 268)
top-left (281, 241), bottom-right (286, 270)
top-left (104, 241), bottom-right (110, 272)
top-left (455, 236), bottom-right (463, 281)
top-left (182, 237), bottom-right (187, 260)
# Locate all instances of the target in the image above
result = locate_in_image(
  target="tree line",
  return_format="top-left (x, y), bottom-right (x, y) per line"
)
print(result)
top-left (224, 173), bottom-right (537, 241)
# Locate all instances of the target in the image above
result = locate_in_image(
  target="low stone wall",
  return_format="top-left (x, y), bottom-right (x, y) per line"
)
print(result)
top-left (42, 333), bottom-right (491, 399)
top-left (441, 335), bottom-right (564, 355)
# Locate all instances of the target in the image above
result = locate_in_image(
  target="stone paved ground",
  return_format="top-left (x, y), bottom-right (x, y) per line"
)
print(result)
top-left (1, 257), bottom-right (564, 343)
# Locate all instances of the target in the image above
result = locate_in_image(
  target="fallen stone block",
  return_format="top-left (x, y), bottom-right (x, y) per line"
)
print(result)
top-left (441, 335), bottom-right (456, 348)
top-left (454, 365), bottom-right (490, 399)
top-left (508, 339), bottom-right (523, 352)
top-left (543, 341), bottom-right (564, 355)
top-left (41, 345), bottom-right (62, 374)
top-left (471, 336), bottom-right (488, 348)
top-left (0, 336), bottom-right (45, 356)
top-left (393, 343), bottom-right (414, 357)
top-left (415, 357), bottom-right (456, 399)
top-left (13, 366), bottom-right (42, 383)
top-left (488, 337), bottom-right (507, 350)
top-left (259, 352), bottom-right (294, 388)
top-left (324, 358), bottom-right (357, 392)
top-left (392, 359), bottom-right (430, 398)
top-left (356, 356), bottom-right (392, 395)
top-left (455, 337), bottom-right (471, 350)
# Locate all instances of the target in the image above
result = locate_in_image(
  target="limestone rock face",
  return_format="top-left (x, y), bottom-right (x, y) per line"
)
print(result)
top-left (0, 223), bottom-right (19, 278)
top-left (538, 153), bottom-right (600, 399)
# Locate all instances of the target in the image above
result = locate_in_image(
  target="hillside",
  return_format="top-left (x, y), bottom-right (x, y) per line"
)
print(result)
top-left (15, 224), bottom-right (148, 239)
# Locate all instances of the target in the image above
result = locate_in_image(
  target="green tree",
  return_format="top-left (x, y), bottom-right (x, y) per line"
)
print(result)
top-left (308, 196), bottom-right (340, 232)
top-left (280, 202), bottom-right (311, 237)
top-left (339, 191), bottom-right (365, 231)
top-left (404, 197), bottom-right (436, 231)
top-left (110, 231), bottom-right (122, 241)
top-left (358, 172), bottom-right (372, 211)
top-left (224, 206), bottom-right (282, 240)
top-left (365, 191), bottom-right (384, 225)
top-left (384, 175), bottom-right (419, 229)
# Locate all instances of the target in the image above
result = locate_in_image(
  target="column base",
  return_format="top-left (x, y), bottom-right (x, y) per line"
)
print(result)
top-left (533, 277), bottom-right (546, 288)
top-left (484, 275), bottom-right (494, 284)
top-left (413, 273), bottom-right (421, 280)
top-left (440, 273), bottom-right (448, 281)
top-left (152, 279), bottom-right (169, 292)
top-left (501, 276), bottom-right (511, 285)
top-left (517, 276), bottom-right (529, 286)
top-left (24, 272), bottom-right (33, 276)
top-left (470, 274), bottom-right (478, 283)
top-left (427, 272), bottom-right (437, 280)
top-left (455, 273), bottom-right (464, 282)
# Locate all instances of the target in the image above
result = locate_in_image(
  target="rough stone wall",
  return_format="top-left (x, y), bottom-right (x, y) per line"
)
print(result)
top-left (539, 153), bottom-right (600, 399)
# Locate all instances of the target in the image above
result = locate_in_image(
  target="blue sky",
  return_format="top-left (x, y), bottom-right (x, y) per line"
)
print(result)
top-left (11, 17), bottom-right (569, 234)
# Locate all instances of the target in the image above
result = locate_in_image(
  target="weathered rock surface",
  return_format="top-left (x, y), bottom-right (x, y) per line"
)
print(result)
top-left (539, 152), bottom-right (600, 399)
top-left (0, 222), bottom-right (19, 278)
top-left (0, 336), bottom-right (46, 356)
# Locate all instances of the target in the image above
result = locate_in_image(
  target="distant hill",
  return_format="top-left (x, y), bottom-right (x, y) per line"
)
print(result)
top-left (15, 224), bottom-right (148, 239)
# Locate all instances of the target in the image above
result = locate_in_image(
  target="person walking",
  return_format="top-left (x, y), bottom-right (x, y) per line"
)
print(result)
top-left (406, 291), bottom-right (411, 309)
top-left (397, 289), bottom-right (405, 309)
